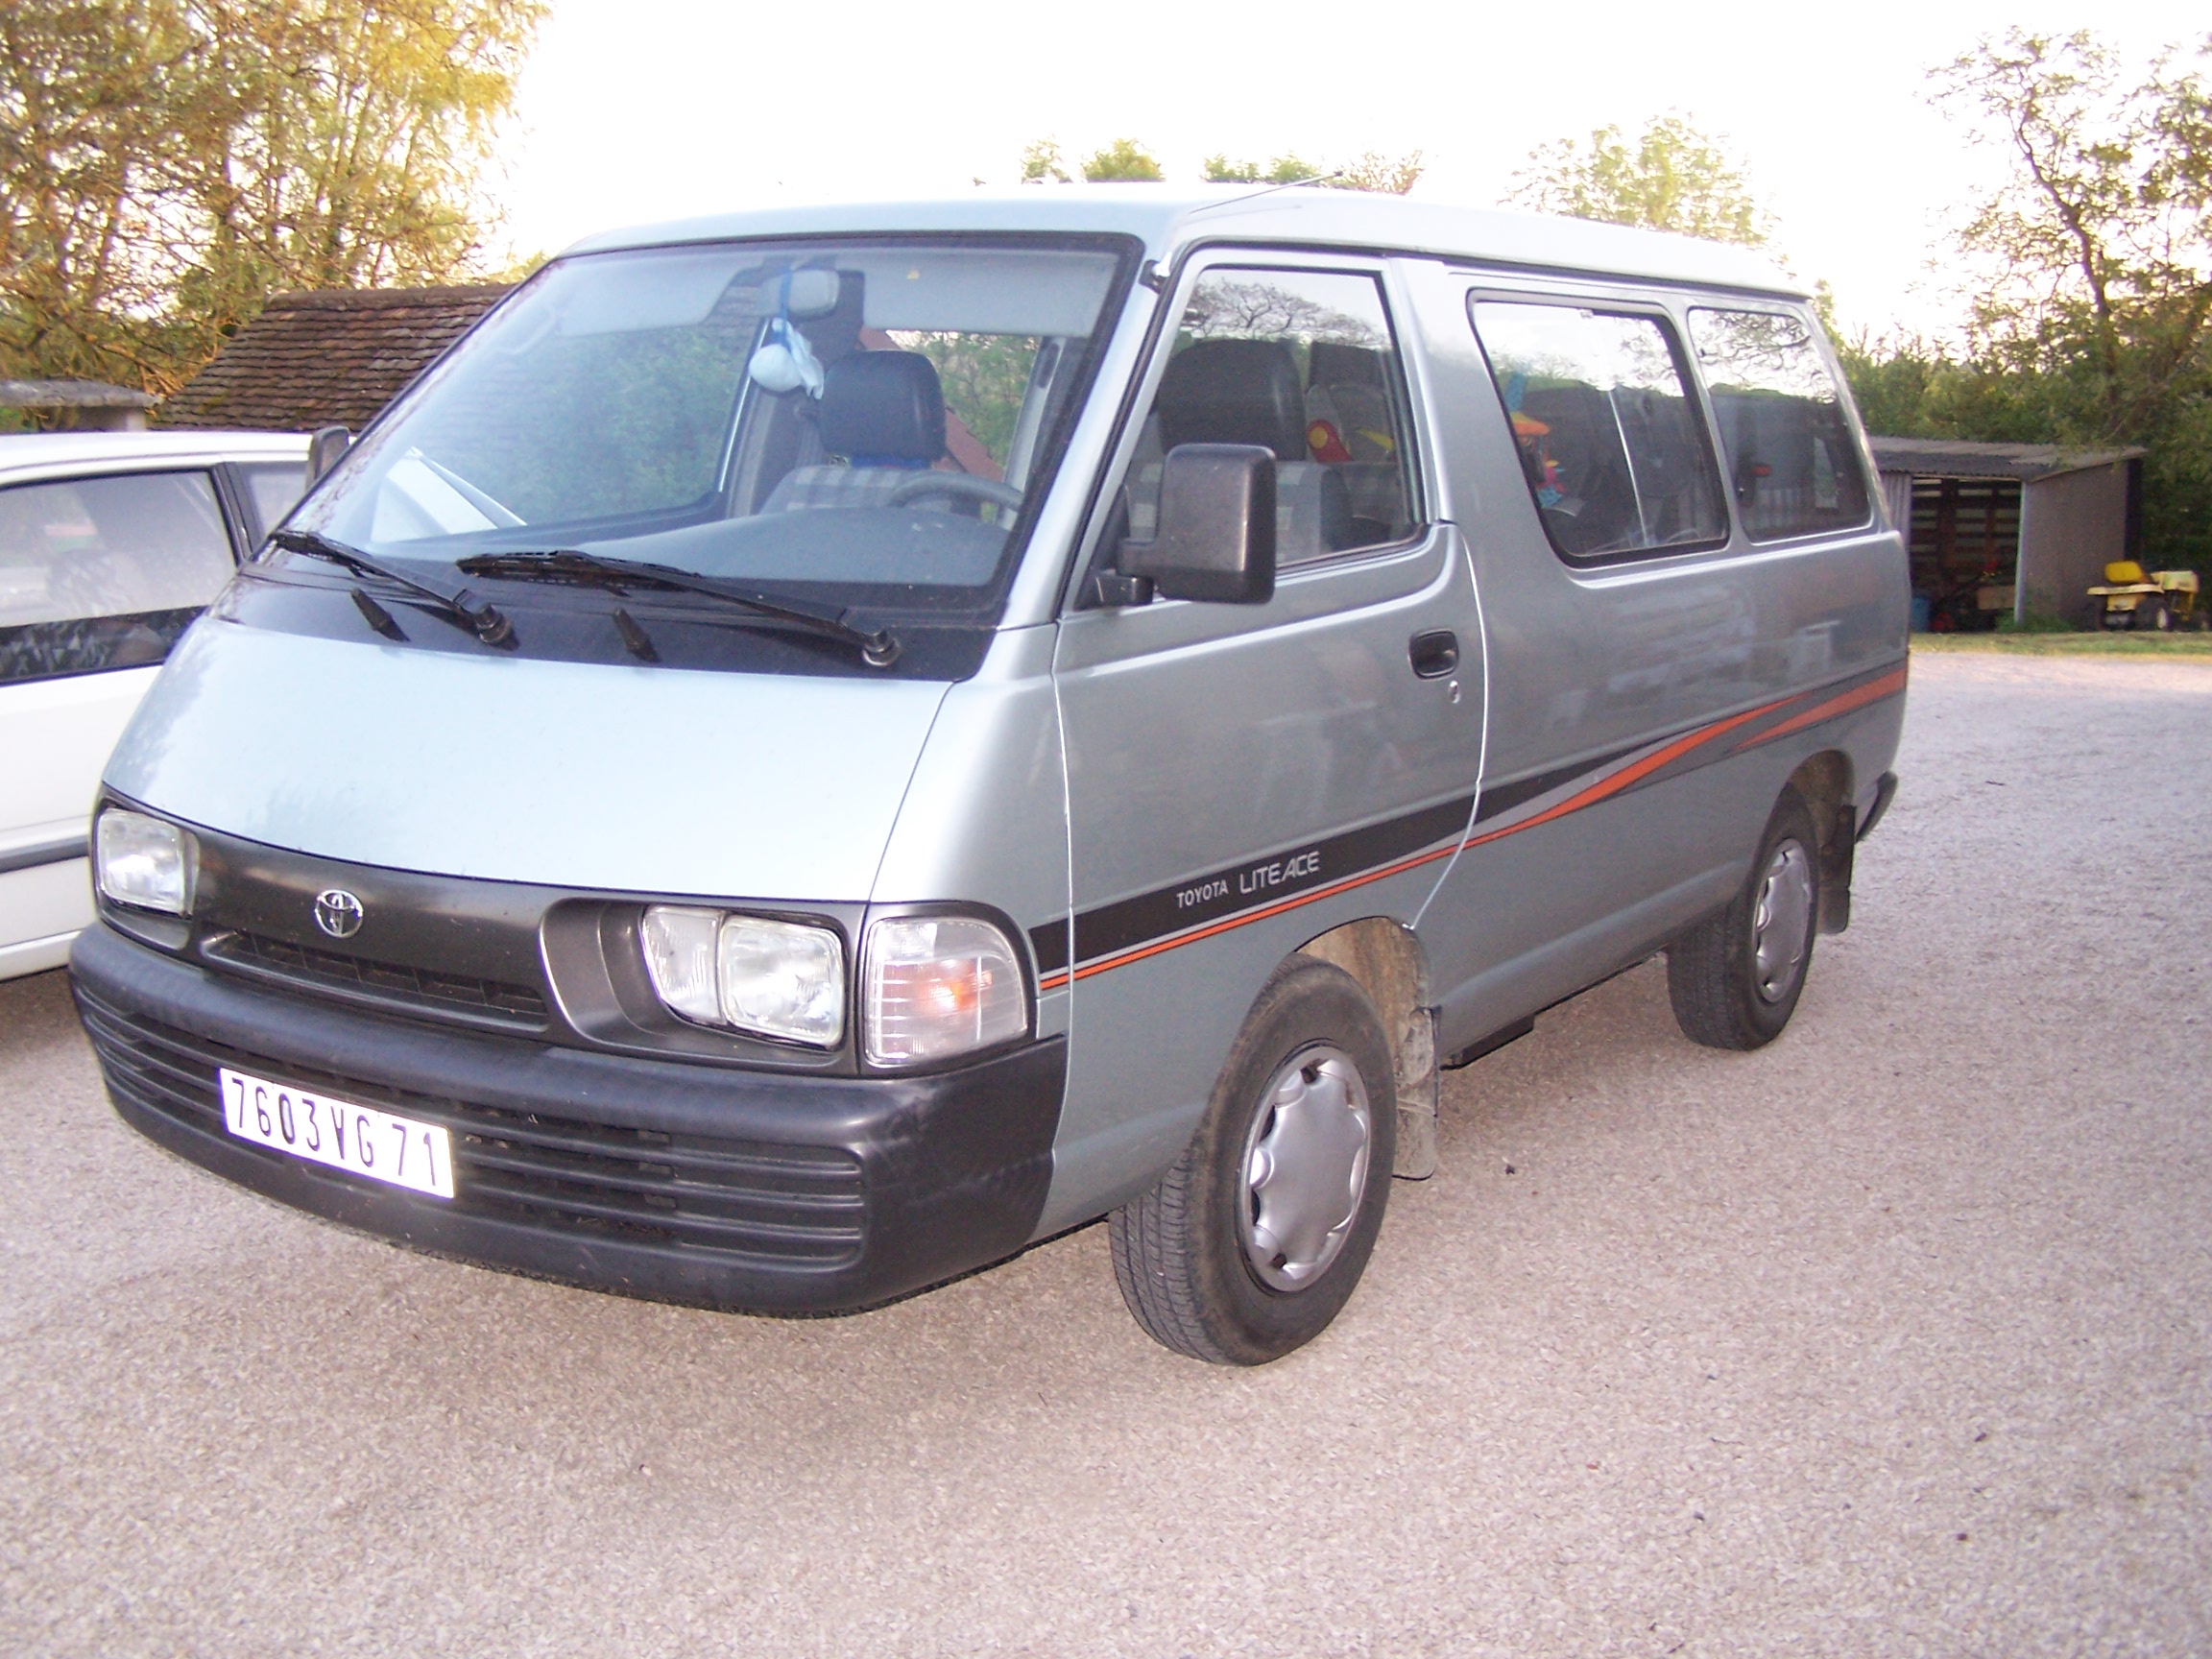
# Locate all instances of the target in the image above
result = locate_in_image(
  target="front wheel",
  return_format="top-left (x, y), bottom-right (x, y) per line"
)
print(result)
top-left (1110, 957), bottom-right (1396, 1365)
top-left (1667, 789), bottom-right (1821, 1050)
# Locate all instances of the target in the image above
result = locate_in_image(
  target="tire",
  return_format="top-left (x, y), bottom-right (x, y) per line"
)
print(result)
top-left (1110, 957), bottom-right (1397, 1365)
top-left (1667, 789), bottom-right (1821, 1051)
top-left (2136, 600), bottom-right (2172, 633)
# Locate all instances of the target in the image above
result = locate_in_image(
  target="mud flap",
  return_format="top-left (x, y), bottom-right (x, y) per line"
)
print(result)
top-left (1394, 1006), bottom-right (1438, 1180)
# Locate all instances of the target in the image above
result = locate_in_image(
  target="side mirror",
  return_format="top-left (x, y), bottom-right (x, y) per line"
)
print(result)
top-left (304, 425), bottom-right (351, 489)
top-left (1118, 444), bottom-right (1277, 605)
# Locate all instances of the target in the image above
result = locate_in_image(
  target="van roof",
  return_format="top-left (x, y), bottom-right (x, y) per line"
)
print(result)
top-left (562, 185), bottom-right (1803, 300)
top-left (0, 429), bottom-right (307, 482)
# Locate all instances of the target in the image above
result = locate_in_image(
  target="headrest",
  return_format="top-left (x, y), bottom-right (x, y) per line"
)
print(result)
top-left (818, 350), bottom-right (945, 465)
top-left (2105, 561), bottom-right (2146, 585)
top-left (1156, 339), bottom-right (1308, 462)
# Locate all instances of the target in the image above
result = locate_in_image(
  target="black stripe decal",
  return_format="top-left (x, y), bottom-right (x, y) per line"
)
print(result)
top-left (1031, 658), bottom-right (1907, 984)
top-left (1473, 738), bottom-right (1645, 824)
top-left (1065, 793), bottom-right (1476, 973)
top-left (1029, 919), bottom-right (1070, 977)
top-left (1472, 660), bottom-right (1907, 824)
top-left (0, 835), bottom-right (89, 877)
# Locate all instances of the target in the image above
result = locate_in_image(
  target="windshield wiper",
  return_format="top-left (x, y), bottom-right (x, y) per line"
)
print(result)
top-left (270, 528), bottom-right (513, 644)
top-left (454, 548), bottom-right (901, 668)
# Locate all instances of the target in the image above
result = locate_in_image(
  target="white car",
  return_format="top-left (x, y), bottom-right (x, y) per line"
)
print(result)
top-left (1, 430), bottom-right (309, 978)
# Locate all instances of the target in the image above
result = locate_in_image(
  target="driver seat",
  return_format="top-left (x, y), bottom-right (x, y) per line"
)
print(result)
top-left (762, 350), bottom-right (949, 512)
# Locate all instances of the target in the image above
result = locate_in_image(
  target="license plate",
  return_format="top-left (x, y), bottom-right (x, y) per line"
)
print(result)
top-left (218, 1067), bottom-right (455, 1199)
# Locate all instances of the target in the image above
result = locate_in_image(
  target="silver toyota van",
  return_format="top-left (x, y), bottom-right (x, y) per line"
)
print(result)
top-left (71, 190), bottom-right (1907, 1364)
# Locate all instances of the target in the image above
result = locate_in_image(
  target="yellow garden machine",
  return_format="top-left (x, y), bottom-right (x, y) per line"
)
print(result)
top-left (2087, 563), bottom-right (2201, 632)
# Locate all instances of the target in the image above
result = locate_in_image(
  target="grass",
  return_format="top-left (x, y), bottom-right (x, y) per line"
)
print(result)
top-left (1911, 629), bottom-right (2212, 658)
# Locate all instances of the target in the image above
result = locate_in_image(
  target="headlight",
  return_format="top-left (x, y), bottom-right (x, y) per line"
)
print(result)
top-left (862, 915), bottom-right (1027, 1068)
top-left (639, 906), bottom-right (845, 1047)
top-left (95, 809), bottom-right (196, 915)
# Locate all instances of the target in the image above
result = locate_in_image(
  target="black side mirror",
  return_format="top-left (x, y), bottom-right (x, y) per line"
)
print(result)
top-left (305, 425), bottom-right (351, 489)
top-left (1118, 444), bottom-right (1277, 605)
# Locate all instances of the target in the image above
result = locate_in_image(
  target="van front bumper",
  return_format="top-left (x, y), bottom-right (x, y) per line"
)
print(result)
top-left (70, 923), bottom-right (1066, 1314)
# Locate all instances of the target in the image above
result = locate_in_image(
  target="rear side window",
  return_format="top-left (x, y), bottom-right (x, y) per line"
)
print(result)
top-left (1689, 307), bottom-right (1870, 541)
top-left (1468, 309), bottom-right (1725, 570)
top-left (0, 471), bottom-right (235, 685)
top-left (1471, 300), bottom-right (1727, 561)
top-left (1126, 267), bottom-right (1419, 566)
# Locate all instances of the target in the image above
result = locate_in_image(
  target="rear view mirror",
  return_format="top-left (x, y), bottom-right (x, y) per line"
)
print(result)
top-left (304, 425), bottom-right (350, 488)
top-left (1118, 444), bottom-right (1277, 605)
top-left (784, 269), bottom-right (842, 318)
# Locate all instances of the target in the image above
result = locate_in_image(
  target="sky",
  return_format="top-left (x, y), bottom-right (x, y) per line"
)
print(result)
top-left (493, 1), bottom-right (2208, 344)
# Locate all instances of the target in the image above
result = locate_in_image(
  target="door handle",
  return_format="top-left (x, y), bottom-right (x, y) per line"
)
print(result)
top-left (1408, 629), bottom-right (1459, 680)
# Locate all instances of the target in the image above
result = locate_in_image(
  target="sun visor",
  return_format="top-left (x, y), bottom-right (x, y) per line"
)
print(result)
top-left (847, 250), bottom-right (1118, 335)
top-left (509, 250), bottom-right (746, 338)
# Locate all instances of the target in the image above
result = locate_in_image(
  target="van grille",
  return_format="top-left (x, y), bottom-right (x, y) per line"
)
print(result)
top-left (203, 930), bottom-right (550, 1030)
top-left (76, 985), bottom-right (866, 1265)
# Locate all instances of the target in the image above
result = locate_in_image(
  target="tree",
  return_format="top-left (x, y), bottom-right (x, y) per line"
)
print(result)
top-left (1202, 150), bottom-right (1424, 194)
top-left (1336, 151), bottom-right (1424, 196)
top-left (0, 0), bottom-right (543, 401)
top-left (1019, 137), bottom-right (1070, 185)
top-left (1203, 153), bottom-right (1323, 185)
top-left (1933, 30), bottom-right (2211, 449)
top-left (1850, 30), bottom-right (2212, 571)
top-left (1081, 138), bottom-right (1163, 182)
top-left (1508, 115), bottom-right (1769, 246)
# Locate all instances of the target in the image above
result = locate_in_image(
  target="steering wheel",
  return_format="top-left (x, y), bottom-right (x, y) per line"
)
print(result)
top-left (888, 472), bottom-right (1024, 517)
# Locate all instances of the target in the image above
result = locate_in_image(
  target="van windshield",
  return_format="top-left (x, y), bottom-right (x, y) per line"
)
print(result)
top-left (287, 238), bottom-right (1129, 621)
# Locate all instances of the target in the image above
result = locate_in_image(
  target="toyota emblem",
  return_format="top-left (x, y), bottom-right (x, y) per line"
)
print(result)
top-left (313, 888), bottom-right (365, 939)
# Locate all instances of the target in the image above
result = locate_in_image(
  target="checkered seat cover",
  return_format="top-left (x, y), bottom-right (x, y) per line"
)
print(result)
top-left (761, 465), bottom-right (919, 513)
top-left (760, 349), bottom-right (947, 513)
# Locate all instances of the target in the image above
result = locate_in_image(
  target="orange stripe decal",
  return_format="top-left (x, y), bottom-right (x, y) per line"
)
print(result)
top-left (1463, 695), bottom-right (1790, 854)
top-left (1037, 661), bottom-right (1906, 986)
top-left (1732, 665), bottom-right (1907, 750)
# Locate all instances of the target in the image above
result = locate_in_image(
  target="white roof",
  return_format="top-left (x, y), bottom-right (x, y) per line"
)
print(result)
top-left (563, 185), bottom-right (1801, 299)
top-left (0, 429), bottom-right (307, 483)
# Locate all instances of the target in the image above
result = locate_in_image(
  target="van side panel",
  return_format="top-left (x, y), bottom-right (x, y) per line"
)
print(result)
top-left (1406, 271), bottom-right (1909, 1054)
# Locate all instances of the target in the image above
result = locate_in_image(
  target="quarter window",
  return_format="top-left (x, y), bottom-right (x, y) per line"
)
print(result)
top-left (0, 471), bottom-right (234, 685)
top-left (1471, 300), bottom-right (1727, 561)
top-left (1689, 307), bottom-right (1870, 541)
top-left (1123, 268), bottom-right (1419, 566)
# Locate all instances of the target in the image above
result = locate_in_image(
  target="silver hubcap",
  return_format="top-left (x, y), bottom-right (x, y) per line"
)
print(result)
top-left (1751, 838), bottom-right (1815, 1003)
top-left (1239, 1045), bottom-right (1372, 1290)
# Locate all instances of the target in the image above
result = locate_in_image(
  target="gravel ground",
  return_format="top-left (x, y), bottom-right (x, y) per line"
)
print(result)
top-left (2, 650), bottom-right (2208, 1657)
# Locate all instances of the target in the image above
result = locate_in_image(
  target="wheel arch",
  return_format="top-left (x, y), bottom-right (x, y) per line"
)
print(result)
top-left (1295, 916), bottom-right (1439, 1179)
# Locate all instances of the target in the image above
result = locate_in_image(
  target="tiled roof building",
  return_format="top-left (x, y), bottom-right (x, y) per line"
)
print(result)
top-left (160, 284), bottom-right (512, 432)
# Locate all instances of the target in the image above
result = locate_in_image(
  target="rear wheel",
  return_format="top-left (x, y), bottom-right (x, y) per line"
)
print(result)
top-left (1110, 957), bottom-right (1395, 1365)
top-left (2136, 599), bottom-right (2172, 633)
top-left (1668, 790), bottom-right (1821, 1051)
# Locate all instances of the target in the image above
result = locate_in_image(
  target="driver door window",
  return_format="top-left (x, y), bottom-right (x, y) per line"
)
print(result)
top-left (1122, 267), bottom-right (1419, 567)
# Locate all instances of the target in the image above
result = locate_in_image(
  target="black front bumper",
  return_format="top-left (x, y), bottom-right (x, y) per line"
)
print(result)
top-left (71, 924), bottom-right (1067, 1313)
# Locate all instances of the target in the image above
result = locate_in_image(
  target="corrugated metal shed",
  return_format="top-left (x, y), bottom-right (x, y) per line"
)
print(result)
top-left (1867, 437), bottom-right (2143, 483)
top-left (1868, 438), bottom-right (2147, 628)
